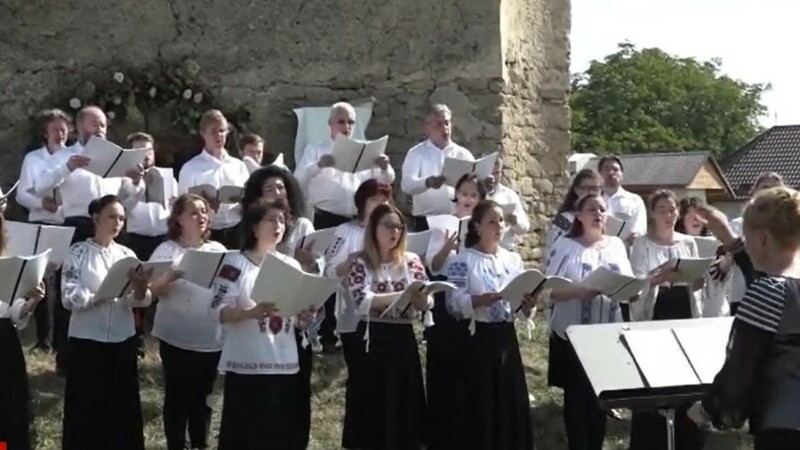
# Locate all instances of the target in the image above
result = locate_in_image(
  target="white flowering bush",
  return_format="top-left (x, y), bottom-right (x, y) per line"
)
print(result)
top-left (54, 59), bottom-right (247, 134)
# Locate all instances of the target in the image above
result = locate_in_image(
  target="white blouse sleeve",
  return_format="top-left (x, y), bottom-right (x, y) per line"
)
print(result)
top-left (323, 225), bottom-right (352, 278)
top-left (444, 254), bottom-right (474, 320)
top-left (61, 243), bottom-right (101, 311)
top-left (346, 257), bottom-right (375, 316)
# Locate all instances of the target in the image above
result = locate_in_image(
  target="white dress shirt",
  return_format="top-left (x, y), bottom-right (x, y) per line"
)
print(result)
top-left (150, 239), bottom-right (227, 352)
top-left (17, 145), bottom-right (68, 224)
top-left (294, 138), bottom-right (395, 217)
top-left (604, 187), bottom-right (648, 237)
top-left (62, 239), bottom-right (152, 343)
top-left (124, 176), bottom-right (179, 236)
top-left (401, 139), bottom-right (474, 216)
top-left (212, 251), bottom-right (301, 375)
top-left (178, 149), bottom-right (250, 230)
top-left (489, 183), bottom-right (530, 250)
top-left (33, 142), bottom-right (143, 219)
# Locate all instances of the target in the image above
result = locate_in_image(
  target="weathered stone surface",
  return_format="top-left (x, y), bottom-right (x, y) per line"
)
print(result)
top-left (0, 0), bottom-right (571, 263)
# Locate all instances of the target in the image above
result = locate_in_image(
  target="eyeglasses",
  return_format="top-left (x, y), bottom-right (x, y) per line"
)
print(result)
top-left (336, 119), bottom-right (356, 126)
top-left (379, 222), bottom-right (404, 232)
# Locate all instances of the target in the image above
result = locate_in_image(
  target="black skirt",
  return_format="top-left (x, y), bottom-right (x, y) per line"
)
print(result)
top-left (463, 321), bottom-right (534, 450)
top-left (343, 321), bottom-right (427, 450)
top-left (424, 290), bottom-right (471, 450)
top-left (629, 286), bottom-right (705, 450)
top-left (0, 319), bottom-right (31, 450)
top-left (341, 330), bottom-right (367, 448)
top-left (295, 329), bottom-right (313, 450)
top-left (62, 336), bottom-right (144, 450)
top-left (218, 371), bottom-right (305, 450)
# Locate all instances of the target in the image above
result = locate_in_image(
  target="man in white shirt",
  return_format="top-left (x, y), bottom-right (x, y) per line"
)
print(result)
top-left (401, 104), bottom-right (474, 232)
top-left (178, 109), bottom-right (250, 249)
top-left (294, 102), bottom-right (394, 229)
top-left (598, 155), bottom-right (647, 244)
top-left (485, 160), bottom-right (530, 250)
top-left (16, 109), bottom-right (71, 353)
top-left (33, 106), bottom-right (143, 375)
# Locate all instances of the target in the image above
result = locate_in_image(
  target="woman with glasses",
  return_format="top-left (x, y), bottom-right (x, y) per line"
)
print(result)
top-left (345, 203), bottom-right (431, 449)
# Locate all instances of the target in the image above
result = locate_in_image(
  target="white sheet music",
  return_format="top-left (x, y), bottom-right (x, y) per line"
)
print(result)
top-left (694, 236), bottom-right (721, 259)
top-left (605, 214), bottom-right (636, 240)
top-left (580, 267), bottom-right (648, 302)
top-left (500, 269), bottom-right (572, 309)
top-left (442, 152), bottom-right (498, 187)
top-left (94, 257), bottom-right (172, 301)
top-left (622, 328), bottom-right (700, 388)
top-left (188, 185), bottom-right (244, 204)
top-left (82, 137), bottom-right (149, 178)
top-left (406, 230), bottom-right (432, 258)
top-left (293, 101), bottom-right (373, 166)
top-left (379, 280), bottom-right (457, 318)
top-left (178, 249), bottom-right (233, 288)
top-left (658, 257), bottom-right (714, 283)
top-left (5, 221), bottom-right (75, 266)
top-left (144, 167), bottom-right (177, 207)
top-left (0, 250), bottom-right (51, 302)
top-left (330, 134), bottom-right (388, 173)
top-left (672, 324), bottom-right (731, 384)
top-left (426, 215), bottom-right (470, 244)
top-left (251, 253), bottom-right (339, 317)
top-left (298, 227), bottom-right (337, 258)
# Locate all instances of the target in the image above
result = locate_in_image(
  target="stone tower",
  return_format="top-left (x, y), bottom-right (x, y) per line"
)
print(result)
top-left (0, 0), bottom-right (571, 263)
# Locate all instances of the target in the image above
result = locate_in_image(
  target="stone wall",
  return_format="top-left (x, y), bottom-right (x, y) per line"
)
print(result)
top-left (0, 0), bottom-right (571, 264)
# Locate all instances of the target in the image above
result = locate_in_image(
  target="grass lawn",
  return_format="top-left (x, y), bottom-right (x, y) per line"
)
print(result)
top-left (21, 318), bottom-right (754, 449)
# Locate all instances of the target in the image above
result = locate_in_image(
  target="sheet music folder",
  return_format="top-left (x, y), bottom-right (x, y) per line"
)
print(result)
top-left (566, 317), bottom-right (733, 410)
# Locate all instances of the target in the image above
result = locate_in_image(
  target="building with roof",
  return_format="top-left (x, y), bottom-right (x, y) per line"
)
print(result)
top-left (722, 125), bottom-right (800, 197)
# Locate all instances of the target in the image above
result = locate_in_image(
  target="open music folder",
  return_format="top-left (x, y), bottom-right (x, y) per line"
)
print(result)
top-left (188, 185), bottom-right (244, 205)
top-left (298, 227), bottom-right (337, 259)
top-left (426, 215), bottom-right (470, 250)
top-left (406, 230), bottom-right (432, 258)
top-left (144, 167), bottom-right (177, 207)
top-left (5, 221), bottom-right (75, 266)
top-left (330, 134), bottom-right (389, 173)
top-left (178, 249), bottom-right (236, 288)
top-left (94, 257), bottom-right (173, 301)
top-left (442, 152), bottom-right (498, 186)
top-left (251, 253), bottom-right (339, 317)
top-left (0, 250), bottom-right (51, 302)
top-left (379, 280), bottom-right (458, 318)
top-left (82, 137), bottom-right (149, 178)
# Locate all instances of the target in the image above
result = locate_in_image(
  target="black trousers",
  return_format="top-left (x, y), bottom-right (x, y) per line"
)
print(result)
top-left (755, 429), bottom-right (800, 450)
top-left (210, 225), bottom-right (241, 250)
top-left (56, 217), bottom-right (95, 373)
top-left (411, 216), bottom-right (429, 233)
top-left (159, 341), bottom-right (220, 450)
top-left (0, 319), bottom-right (31, 450)
top-left (313, 208), bottom-right (351, 347)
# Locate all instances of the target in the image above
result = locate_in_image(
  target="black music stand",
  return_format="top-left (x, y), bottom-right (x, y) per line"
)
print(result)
top-left (566, 317), bottom-right (733, 450)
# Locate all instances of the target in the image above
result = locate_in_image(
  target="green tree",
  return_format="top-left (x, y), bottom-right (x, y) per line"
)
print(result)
top-left (570, 42), bottom-right (770, 158)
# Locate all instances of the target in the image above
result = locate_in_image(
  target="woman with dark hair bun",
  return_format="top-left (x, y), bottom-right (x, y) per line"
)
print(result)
top-left (444, 199), bottom-right (535, 450)
top-left (61, 195), bottom-right (152, 450)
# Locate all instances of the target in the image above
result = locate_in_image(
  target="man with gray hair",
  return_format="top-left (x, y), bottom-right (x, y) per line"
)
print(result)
top-left (401, 104), bottom-right (474, 231)
top-left (295, 101), bottom-right (394, 228)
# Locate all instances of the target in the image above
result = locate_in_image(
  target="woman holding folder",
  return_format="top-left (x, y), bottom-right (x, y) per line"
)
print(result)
top-left (424, 172), bottom-right (484, 450)
top-left (542, 193), bottom-right (631, 450)
top-left (61, 195), bottom-right (152, 450)
top-left (147, 194), bottom-right (226, 450)
top-left (444, 199), bottom-right (535, 450)
top-left (241, 165), bottom-right (317, 448)
top-left (211, 198), bottom-right (315, 450)
top-left (628, 189), bottom-right (705, 450)
top-left (0, 215), bottom-right (46, 450)
top-left (345, 203), bottom-right (431, 449)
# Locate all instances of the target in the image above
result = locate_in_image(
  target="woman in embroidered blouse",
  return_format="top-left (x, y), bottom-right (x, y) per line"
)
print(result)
top-left (213, 198), bottom-right (315, 450)
top-left (423, 172), bottom-right (484, 450)
top-left (324, 179), bottom-right (392, 448)
top-left (546, 169), bottom-right (603, 260)
top-left (688, 187), bottom-right (800, 450)
top-left (346, 203), bottom-right (431, 449)
top-left (61, 195), bottom-right (152, 450)
top-left (543, 193), bottom-right (630, 450)
top-left (445, 199), bottom-right (535, 450)
top-left (146, 194), bottom-right (226, 450)
top-left (0, 214), bottom-right (46, 450)
top-left (628, 189), bottom-right (706, 450)
top-left (241, 165), bottom-right (317, 448)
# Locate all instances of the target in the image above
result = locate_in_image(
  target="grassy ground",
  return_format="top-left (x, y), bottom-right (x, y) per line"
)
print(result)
top-left (21, 318), bottom-right (754, 450)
